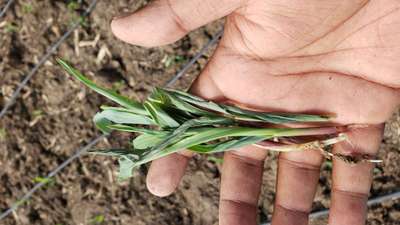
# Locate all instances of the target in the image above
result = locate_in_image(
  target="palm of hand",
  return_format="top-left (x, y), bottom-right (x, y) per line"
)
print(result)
top-left (112, 1), bottom-right (400, 224)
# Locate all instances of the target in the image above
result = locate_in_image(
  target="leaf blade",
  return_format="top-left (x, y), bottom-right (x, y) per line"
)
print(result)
top-left (98, 108), bottom-right (154, 125)
top-left (143, 101), bottom-right (180, 128)
top-left (57, 59), bottom-right (147, 114)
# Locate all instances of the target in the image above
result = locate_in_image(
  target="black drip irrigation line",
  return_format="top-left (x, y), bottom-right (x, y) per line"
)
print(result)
top-left (165, 29), bottom-right (223, 87)
top-left (0, 28), bottom-right (223, 221)
top-left (0, 134), bottom-right (107, 220)
top-left (0, 0), bottom-right (98, 120)
top-left (261, 190), bottom-right (400, 225)
top-left (0, 0), bottom-right (14, 18)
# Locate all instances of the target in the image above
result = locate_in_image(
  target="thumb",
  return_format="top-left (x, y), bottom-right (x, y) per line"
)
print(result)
top-left (111, 0), bottom-right (243, 47)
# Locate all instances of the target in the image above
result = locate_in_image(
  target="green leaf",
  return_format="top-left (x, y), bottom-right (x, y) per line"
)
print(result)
top-left (90, 126), bottom-right (333, 179)
top-left (107, 124), bottom-right (168, 135)
top-left (88, 148), bottom-right (133, 157)
top-left (32, 176), bottom-right (55, 185)
top-left (118, 156), bottom-right (136, 181)
top-left (207, 156), bottom-right (223, 164)
top-left (93, 112), bottom-right (112, 134)
top-left (89, 214), bottom-right (105, 224)
top-left (163, 88), bottom-right (329, 123)
top-left (97, 108), bottom-right (154, 125)
top-left (166, 128), bottom-right (264, 153)
top-left (208, 136), bottom-right (266, 153)
top-left (224, 105), bottom-right (329, 123)
top-left (143, 117), bottom-right (234, 159)
top-left (107, 127), bottom-right (312, 170)
top-left (164, 88), bottom-right (228, 114)
top-left (189, 136), bottom-right (262, 153)
top-left (89, 148), bottom-right (144, 180)
top-left (264, 113), bottom-right (330, 122)
top-left (143, 101), bottom-right (179, 128)
top-left (151, 88), bottom-right (212, 116)
top-left (133, 133), bottom-right (166, 149)
top-left (90, 147), bottom-right (166, 179)
top-left (165, 126), bottom-right (318, 153)
top-left (113, 128), bottom-right (277, 170)
top-left (57, 59), bottom-right (147, 115)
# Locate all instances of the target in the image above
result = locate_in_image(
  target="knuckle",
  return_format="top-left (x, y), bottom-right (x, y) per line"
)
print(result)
top-left (275, 203), bottom-right (310, 215)
top-left (332, 187), bottom-right (369, 200)
top-left (228, 151), bottom-right (265, 168)
top-left (279, 157), bottom-right (321, 172)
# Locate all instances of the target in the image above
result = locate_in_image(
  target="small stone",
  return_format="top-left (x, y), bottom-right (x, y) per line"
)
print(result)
top-left (389, 210), bottom-right (400, 221)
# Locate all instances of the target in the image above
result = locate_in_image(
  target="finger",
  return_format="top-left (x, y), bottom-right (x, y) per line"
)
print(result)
top-left (219, 145), bottom-right (267, 225)
top-left (111, 0), bottom-right (243, 47)
top-left (329, 125), bottom-right (383, 225)
top-left (271, 149), bottom-right (324, 225)
top-left (146, 151), bottom-right (193, 196)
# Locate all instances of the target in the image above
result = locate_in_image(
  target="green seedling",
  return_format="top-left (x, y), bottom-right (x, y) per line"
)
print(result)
top-left (32, 110), bottom-right (43, 118)
top-left (69, 15), bottom-right (88, 27)
top-left (66, 1), bottom-right (89, 27)
top-left (0, 128), bottom-right (6, 140)
top-left (77, 16), bottom-right (88, 27)
top-left (89, 215), bottom-right (105, 224)
top-left (22, 3), bottom-right (33, 14)
top-left (57, 59), bottom-right (381, 181)
top-left (33, 176), bottom-right (55, 187)
top-left (67, 1), bottom-right (80, 11)
top-left (112, 80), bottom-right (125, 92)
top-left (163, 55), bottom-right (186, 68)
top-left (4, 23), bottom-right (18, 33)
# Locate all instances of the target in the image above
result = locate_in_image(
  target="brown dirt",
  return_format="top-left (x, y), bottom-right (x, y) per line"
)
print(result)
top-left (0, 1), bottom-right (399, 225)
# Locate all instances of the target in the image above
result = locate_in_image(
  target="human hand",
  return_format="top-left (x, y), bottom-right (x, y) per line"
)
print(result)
top-left (110, 1), bottom-right (400, 224)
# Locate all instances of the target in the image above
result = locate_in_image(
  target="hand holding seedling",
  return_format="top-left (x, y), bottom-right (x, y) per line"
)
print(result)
top-left (109, 1), bottom-right (400, 225)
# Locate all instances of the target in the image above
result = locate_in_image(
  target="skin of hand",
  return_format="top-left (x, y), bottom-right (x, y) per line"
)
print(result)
top-left (110, 1), bottom-right (400, 224)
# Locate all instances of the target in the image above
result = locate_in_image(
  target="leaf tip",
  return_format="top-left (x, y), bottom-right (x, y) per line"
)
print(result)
top-left (55, 58), bottom-right (68, 67)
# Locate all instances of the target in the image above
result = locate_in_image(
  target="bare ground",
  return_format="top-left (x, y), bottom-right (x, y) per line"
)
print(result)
top-left (0, 1), bottom-right (399, 224)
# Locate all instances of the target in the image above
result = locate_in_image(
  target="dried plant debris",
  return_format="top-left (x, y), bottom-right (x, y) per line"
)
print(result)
top-left (57, 59), bottom-right (381, 180)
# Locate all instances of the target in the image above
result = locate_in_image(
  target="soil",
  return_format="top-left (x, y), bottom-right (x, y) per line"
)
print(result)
top-left (0, 0), bottom-right (399, 225)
